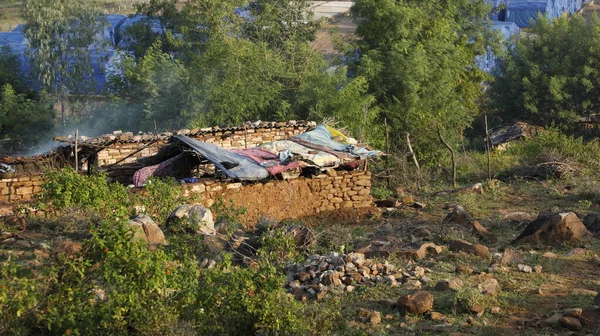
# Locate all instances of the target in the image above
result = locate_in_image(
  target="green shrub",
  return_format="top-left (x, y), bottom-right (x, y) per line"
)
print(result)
top-left (37, 168), bottom-right (131, 218)
top-left (211, 197), bottom-right (247, 234)
top-left (0, 258), bottom-right (40, 335)
top-left (193, 254), bottom-right (309, 335)
top-left (137, 177), bottom-right (186, 223)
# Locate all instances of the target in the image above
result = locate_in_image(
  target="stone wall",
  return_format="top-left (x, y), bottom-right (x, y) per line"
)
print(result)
top-left (174, 170), bottom-right (374, 225)
top-left (96, 124), bottom-right (313, 167)
top-left (0, 174), bottom-right (44, 203)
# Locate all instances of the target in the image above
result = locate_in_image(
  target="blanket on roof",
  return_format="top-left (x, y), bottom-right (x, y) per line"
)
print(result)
top-left (230, 148), bottom-right (303, 175)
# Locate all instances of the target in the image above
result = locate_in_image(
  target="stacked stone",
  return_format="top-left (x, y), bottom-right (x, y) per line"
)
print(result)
top-left (310, 171), bottom-right (373, 213)
top-left (94, 121), bottom-right (314, 167)
top-left (177, 170), bottom-right (374, 225)
top-left (285, 252), bottom-right (431, 302)
top-left (0, 174), bottom-right (44, 202)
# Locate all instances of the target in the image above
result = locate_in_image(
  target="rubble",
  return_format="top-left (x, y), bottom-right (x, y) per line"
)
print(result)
top-left (285, 252), bottom-right (433, 300)
top-left (513, 211), bottom-right (592, 244)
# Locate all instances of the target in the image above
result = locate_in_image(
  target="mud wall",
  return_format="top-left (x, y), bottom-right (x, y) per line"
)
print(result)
top-left (0, 174), bottom-right (44, 203)
top-left (177, 170), bottom-right (374, 225)
top-left (97, 124), bottom-right (313, 167)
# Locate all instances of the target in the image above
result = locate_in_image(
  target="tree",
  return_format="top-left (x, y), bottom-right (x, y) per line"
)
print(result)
top-left (489, 14), bottom-right (600, 129)
top-left (108, 0), bottom-right (373, 135)
top-left (0, 84), bottom-right (55, 150)
top-left (0, 45), bottom-right (28, 95)
top-left (22, 0), bottom-right (109, 125)
top-left (351, 0), bottom-right (493, 165)
top-left (107, 42), bottom-right (190, 131)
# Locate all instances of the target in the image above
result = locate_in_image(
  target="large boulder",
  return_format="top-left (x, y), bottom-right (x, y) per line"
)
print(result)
top-left (166, 204), bottom-right (215, 235)
top-left (128, 214), bottom-right (166, 246)
top-left (513, 212), bottom-right (592, 244)
top-left (397, 291), bottom-right (434, 315)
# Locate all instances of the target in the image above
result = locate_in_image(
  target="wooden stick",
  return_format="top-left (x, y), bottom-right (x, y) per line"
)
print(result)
top-left (405, 132), bottom-right (420, 183)
top-left (485, 115), bottom-right (491, 180)
top-left (75, 129), bottom-right (78, 172)
top-left (437, 127), bottom-right (457, 189)
top-left (384, 117), bottom-right (391, 188)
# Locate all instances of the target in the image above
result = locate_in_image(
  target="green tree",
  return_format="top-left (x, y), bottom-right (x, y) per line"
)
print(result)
top-left (351, 0), bottom-right (493, 165)
top-left (108, 42), bottom-right (191, 131)
top-left (22, 0), bottom-right (109, 125)
top-left (0, 84), bottom-right (55, 150)
top-left (489, 14), bottom-right (600, 129)
top-left (0, 45), bottom-right (28, 95)
top-left (109, 0), bottom-right (373, 135)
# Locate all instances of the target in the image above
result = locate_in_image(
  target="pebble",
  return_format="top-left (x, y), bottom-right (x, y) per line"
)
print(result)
top-left (517, 264), bottom-right (533, 273)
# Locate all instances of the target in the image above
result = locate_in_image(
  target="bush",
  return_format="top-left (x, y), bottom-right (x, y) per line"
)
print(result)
top-left (136, 177), bottom-right (186, 223)
top-left (37, 168), bottom-right (131, 218)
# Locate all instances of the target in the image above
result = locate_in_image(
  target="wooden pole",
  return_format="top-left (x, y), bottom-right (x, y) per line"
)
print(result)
top-left (384, 117), bottom-right (391, 188)
top-left (437, 126), bottom-right (457, 189)
top-left (485, 115), bottom-right (491, 180)
top-left (406, 132), bottom-right (421, 185)
top-left (74, 129), bottom-right (79, 172)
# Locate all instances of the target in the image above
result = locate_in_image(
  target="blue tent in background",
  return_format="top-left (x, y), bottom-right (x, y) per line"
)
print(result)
top-left (505, 0), bottom-right (558, 27)
top-left (476, 21), bottom-right (520, 73)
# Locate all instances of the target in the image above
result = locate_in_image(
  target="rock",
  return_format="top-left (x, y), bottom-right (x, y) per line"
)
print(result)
top-left (559, 316), bottom-right (582, 330)
top-left (583, 213), bottom-right (600, 234)
top-left (421, 276), bottom-right (432, 284)
top-left (442, 205), bottom-right (496, 242)
top-left (544, 313), bottom-right (563, 325)
top-left (428, 312), bottom-right (445, 321)
top-left (470, 304), bottom-right (485, 316)
top-left (405, 279), bottom-right (422, 290)
top-left (53, 241), bottom-right (82, 256)
top-left (347, 252), bottom-right (366, 266)
top-left (449, 239), bottom-right (491, 258)
top-left (565, 247), bottom-right (590, 256)
top-left (297, 272), bottom-right (311, 282)
top-left (435, 278), bottom-right (463, 291)
top-left (456, 265), bottom-right (473, 275)
top-left (398, 242), bottom-right (443, 260)
top-left (513, 211), bottom-right (592, 244)
top-left (14, 239), bottom-right (32, 248)
top-left (128, 214), bottom-right (167, 246)
top-left (478, 278), bottom-right (501, 296)
top-left (166, 204), bottom-right (214, 234)
top-left (542, 251), bottom-right (558, 259)
top-left (411, 266), bottom-right (425, 277)
top-left (580, 308), bottom-right (600, 328)
top-left (490, 306), bottom-right (501, 314)
top-left (503, 212), bottom-right (534, 222)
top-left (383, 275), bottom-right (398, 286)
top-left (370, 311), bottom-right (382, 325)
top-left (517, 264), bottom-right (533, 273)
top-left (397, 291), bottom-right (434, 315)
top-left (499, 248), bottom-right (523, 266)
top-left (534, 265), bottom-right (543, 273)
top-left (563, 308), bottom-right (582, 318)
top-left (346, 285), bottom-right (355, 292)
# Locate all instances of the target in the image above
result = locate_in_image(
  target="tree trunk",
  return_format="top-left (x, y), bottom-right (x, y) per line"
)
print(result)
top-left (437, 127), bottom-right (457, 189)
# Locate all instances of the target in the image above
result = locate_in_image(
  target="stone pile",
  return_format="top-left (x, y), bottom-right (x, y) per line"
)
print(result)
top-left (285, 252), bottom-right (430, 301)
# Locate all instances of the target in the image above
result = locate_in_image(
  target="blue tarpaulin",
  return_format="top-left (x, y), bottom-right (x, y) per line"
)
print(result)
top-left (174, 135), bottom-right (270, 181)
top-left (476, 21), bottom-right (520, 73)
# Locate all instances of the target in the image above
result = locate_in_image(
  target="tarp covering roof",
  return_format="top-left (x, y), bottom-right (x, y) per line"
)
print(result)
top-left (476, 21), bottom-right (520, 73)
top-left (174, 135), bottom-right (270, 181)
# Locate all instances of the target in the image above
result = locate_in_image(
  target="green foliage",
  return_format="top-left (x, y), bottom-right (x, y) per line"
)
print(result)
top-left (490, 14), bottom-right (600, 128)
top-left (22, 0), bottom-right (109, 123)
top-left (0, 83), bottom-right (55, 150)
top-left (351, 0), bottom-right (494, 165)
top-left (108, 42), bottom-right (191, 131)
top-left (0, 258), bottom-right (40, 335)
top-left (136, 176), bottom-right (185, 223)
top-left (0, 45), bottom-right (29, 95)
top-left (211, 197), bottom-right (247, 233)
top-left (257, 223), bottom-right (300, 265)
top-left (36, 219), bottom-right (200, 335)
top-left (194, 254), bottom-right (309, 335)
top-left (37, 168), bottom-right (131, 218)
